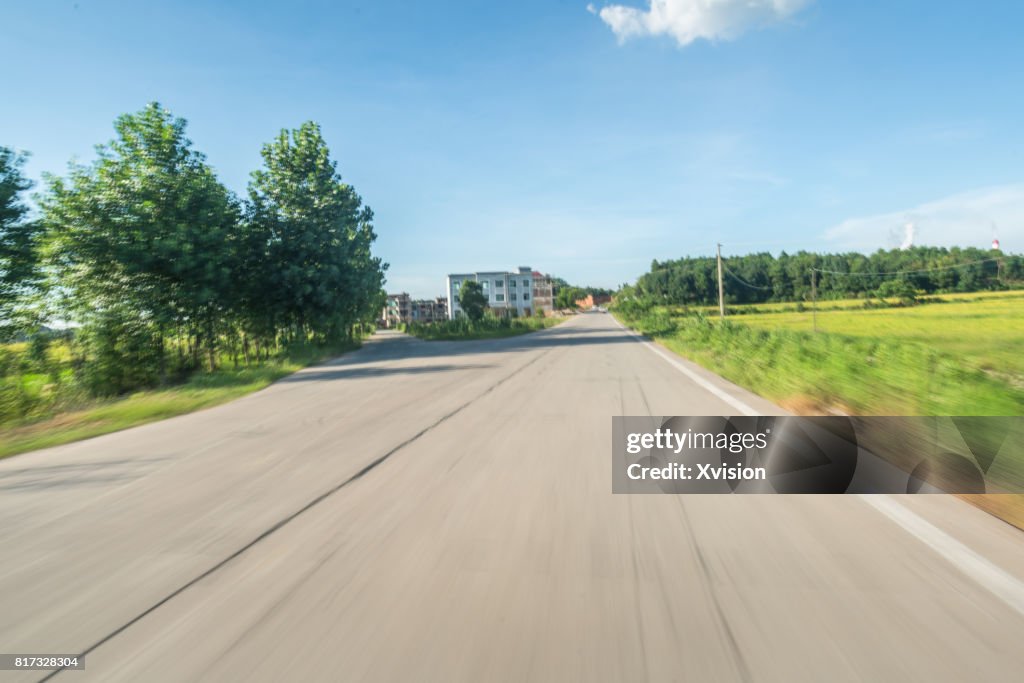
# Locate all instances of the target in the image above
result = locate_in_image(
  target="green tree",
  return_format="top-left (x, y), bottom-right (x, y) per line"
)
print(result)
top-left (247, 122), bottom-right (386, 343)
top-left (41, 103), bottom-right (239, 377)
top-left (555, 286), bottom-right (584, 309)
top-left (875, 278), bottom-right (918, 305)
top-left (635, 246), bottom-right (1013, 306)
top-left (458, 280), bottom-right (487, 321)
top-left (0, 147), bottom-right (42, 336)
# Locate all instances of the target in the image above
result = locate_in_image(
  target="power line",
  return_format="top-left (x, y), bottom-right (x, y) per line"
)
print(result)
top-left (646, 252), bottom-right (1015, 281)
top-left (812, 256), bottom-right (1006, 277)
top-left (718, 240), bottom-right (827, 249)
top-left (721, 262), bottom-right (773, 290)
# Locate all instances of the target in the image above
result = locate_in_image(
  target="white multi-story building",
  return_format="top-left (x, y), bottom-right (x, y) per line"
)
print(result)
top-left (446, 267), bottom-right (538, 319)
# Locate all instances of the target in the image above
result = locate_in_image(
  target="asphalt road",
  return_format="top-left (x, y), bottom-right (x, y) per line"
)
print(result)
top-left (1, 313), bottom-right (1022, 682)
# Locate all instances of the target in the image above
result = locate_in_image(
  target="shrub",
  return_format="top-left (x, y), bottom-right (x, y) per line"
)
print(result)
top-left (78, 311), bottom-right (163, 396)
top-left (27, 332), bottom-right (53, 373)
top-left (875, 279), bottom-right (919, 306)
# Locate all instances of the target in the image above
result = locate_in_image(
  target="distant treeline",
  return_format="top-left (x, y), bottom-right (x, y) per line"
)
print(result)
top-left (635, 247), bottom-right (1021, 306)
top-left (551, 279), bottom-right (613, 298)
top-left (1, 103), bottom-right (386, 397)
top-left (549, 279), bottom-right (614, 309)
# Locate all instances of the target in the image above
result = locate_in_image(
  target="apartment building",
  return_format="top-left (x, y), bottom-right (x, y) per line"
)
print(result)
top-left (383, 293), bottom-right (448, 328)
top-left (412, 297), bottom-right (448, 323)
top-left (447, 267), bottom-right (553, 319)
top-left (531, 272), bottom-right (554, 314)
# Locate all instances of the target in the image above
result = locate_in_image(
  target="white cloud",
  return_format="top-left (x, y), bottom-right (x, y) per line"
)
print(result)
top-left (593, 0), bottom-right (813, 46)
top-left (825, 183), bottom-right (1024, 252)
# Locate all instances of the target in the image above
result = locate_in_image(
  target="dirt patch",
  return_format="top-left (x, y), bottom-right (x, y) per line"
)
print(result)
top-left (957, 494), bottom-right (1024, 532)
top-left (768, 396), bottom-right (1024, 531)
top-left (2, 409), bottom-right (107, 439)
top-left (777, 395), bottom-right (828, 415)
top-left (777, 395), bottom-right (858, 417)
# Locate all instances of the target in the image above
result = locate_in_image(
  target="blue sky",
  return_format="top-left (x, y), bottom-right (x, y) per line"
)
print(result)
top-left (5, 0), bottom-right (1024, 297)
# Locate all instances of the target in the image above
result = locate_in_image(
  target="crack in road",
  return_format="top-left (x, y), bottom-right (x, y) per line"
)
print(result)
top-left (675, 497), bottom-right (753, 683)
top-left (40, 347), bottom-right (553, 682)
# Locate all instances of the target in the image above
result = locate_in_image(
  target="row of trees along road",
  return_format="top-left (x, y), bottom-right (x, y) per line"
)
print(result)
top-left (0, 147), bottom-right (42, 335)
top-left (3, 103), bottom-right (386, 397)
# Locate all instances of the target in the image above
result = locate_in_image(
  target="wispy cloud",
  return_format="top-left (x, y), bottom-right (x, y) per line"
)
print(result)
top-left (825, 183), bottom-right (1024, 251)
top-left (590, 0), bottom-right (813, 46)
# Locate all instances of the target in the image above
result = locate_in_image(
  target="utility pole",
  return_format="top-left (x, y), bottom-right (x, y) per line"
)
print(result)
top-left (717, 243), bottom-right (725, 320)
top-left (811, 268), bottom-right (818, 333)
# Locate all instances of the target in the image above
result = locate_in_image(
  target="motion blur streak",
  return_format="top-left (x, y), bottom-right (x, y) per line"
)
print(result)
top-left (0, 314), bottom-right (1022, 682)
top-left (863, 495), bottom-right (1024, 617)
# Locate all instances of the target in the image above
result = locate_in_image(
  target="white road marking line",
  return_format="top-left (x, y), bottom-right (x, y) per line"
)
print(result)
top-left (610, 316), bottom-right (760, 416)
top-left (610, 315), bottom-right (1024, 615)
top-left (863, 495), bottom-right (1024, 618)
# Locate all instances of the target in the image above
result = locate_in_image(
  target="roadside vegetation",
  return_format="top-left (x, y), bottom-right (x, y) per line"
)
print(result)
top-left (403, 314), bottom-right (563, 341)
top-left (0, 103), bottom-right (387, 454)
top-left (0, 338), bottom-right (365, 458)
top-left (456, 280), bottom-right (489, 322)
top-left (721, 290), bottom-right (1024, 380)
top-left (612, 291), bottom-right (1023, 416)
top-left (614, 284), bottom-right (1024, 528)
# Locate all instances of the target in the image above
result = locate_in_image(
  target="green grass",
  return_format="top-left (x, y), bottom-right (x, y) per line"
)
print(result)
top-left (613, 295), bottom-right (1023, 416)
top-left (693, 288), bottom-right (1024, 316)
top-left (0, 341), bottom-right (359, 459)
top-left (729, 290), bottom-right (1024, 379)
top-left (404, 316), bottom-right (565, 341)
top-left (616, 294), bottom-right (1024, 527)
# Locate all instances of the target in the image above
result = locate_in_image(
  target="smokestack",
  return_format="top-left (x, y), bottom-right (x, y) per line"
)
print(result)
top-left (899, 222), bottom-right (915, 250)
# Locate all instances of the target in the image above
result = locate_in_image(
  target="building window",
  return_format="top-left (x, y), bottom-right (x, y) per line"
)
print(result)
top-left (522, 280), bottom-right (529, 287)
top-left (482, 281), bottom-right (489, 290)
top-left (495, 293), bottom-right (504, 302)
top-left (495, 280), bottom-right (504, 288)
top-left (511, 293), bottom-right (517, 301)
top-left (509, 279), bottom-right (516, 287)
top-left (523, 293), bottom-right (530, 301)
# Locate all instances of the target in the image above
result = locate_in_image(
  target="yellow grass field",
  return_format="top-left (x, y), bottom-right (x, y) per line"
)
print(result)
top-left (720, 290), bottom-right (1024, 381)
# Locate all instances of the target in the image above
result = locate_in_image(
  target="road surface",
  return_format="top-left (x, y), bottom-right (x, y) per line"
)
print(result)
top-left (1, 313), bottom-right (1022, 681)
